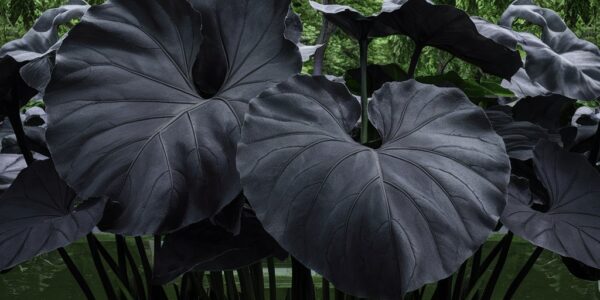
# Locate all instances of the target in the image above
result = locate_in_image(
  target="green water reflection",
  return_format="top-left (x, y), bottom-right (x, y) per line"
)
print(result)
top-left (0, 235), bottom-right (598, 299)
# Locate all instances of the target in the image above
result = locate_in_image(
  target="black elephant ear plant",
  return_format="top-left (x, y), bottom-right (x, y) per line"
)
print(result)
top-left (1, 0), bottom-right (600, 299)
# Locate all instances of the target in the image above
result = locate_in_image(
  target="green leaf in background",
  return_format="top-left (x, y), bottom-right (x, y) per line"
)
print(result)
top-left (417, 71), bottom-right (515, 99)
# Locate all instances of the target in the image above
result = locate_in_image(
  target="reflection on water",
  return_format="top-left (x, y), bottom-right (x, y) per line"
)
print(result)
top-left (0, 235), bottom-right (599, 299)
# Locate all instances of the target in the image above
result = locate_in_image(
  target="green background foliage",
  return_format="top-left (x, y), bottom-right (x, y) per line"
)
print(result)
top-left (2, 0), bottom-right (600, 79)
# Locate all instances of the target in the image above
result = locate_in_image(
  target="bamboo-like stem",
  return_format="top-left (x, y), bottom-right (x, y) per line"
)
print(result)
top-left (588, 121), bottom-right (600, 165)
top-left (7, 90), bottom-right (33, 164)
top-left (359, 38), bottom-right (370, 145)
top-left (407, 44), bottom-right (423, 79)
top-left (58, 248), bottom-right (96, 300)
top-left (481, 232), bottom-right (514, 299)
top-left (267, 258), bottom-right (277, 300)
top-left (503, 247), bottom-right (544, 299)
top-left (86, 234), bottom-right (117, 299)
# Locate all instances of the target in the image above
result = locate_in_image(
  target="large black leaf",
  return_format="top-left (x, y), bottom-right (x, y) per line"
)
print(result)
top-left (474, 0), bottom-right (600, 100)
top-left (237, 76), bottom-right (510, 298)
top-left (502, 141), bottom-right (600, 269)
top-left (45, 0), bottom-right (301, 235)
top-left (0, 160), bottom-right (106, 270)
top-left (0, 1), bottom-right (89, 96)
top-left (153, 209), bottom-right (285, 284)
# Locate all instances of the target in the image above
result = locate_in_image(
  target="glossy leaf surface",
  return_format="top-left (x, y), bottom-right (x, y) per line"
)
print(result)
top-left (502, 141), bottom-right (600, 269)
top-left (45, 0), bottom-right (300, 235)
top-left (238, 76), bottom-right (510, 297)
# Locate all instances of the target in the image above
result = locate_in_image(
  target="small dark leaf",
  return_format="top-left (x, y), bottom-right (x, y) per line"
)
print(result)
top-left (46, 0), bottom-right (300, 235)
top-left (311, 0), bottom-right (521, 78)
top-left (502, 141), bottom-right (600, 269)
top-left (153, 210), bottom-right (285, 284)
top-left (486, 109), bottom-right (558, 160)
top-left (562, 256), bottom-right (600, 281)
top-left (284, 8), bottom-right (323, 62)
top-left (344, 64), bottom-right (408, 95)
top-left (0, 160), bottom-right (106, 270)
top-left (0, 1), bottom-right (89, 96)
top-left (309, 1), bottom-right (380, 40)
top-left (238, 76), bottom-right (510, 297)
top-left (372, 0), bottom-right (522, 79)
top-left (0, 154), bottom-right (26, 190)
top-left (512, 95), bottom-right (576, 130)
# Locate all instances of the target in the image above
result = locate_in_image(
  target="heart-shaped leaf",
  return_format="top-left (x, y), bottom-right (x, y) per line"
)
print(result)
top-left (153, 209), bottom-right (285, 284)
top-left (45, 0), bottom-right (301, 235)
top-left (237, 76), bottom-right (510, 297)
top-left (0, 160), bottom-right (106, 270)
top-left (502, 141), bottom-right (600, 269)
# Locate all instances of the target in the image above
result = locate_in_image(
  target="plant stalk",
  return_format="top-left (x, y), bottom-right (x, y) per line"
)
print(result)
top-left (588, 121), bottom-right (600, 165)
top-left (209, 271), bottom-right (226, 300)
top-left (408, 44), bottom-right (423, 79)
top-left (503, 247), bottom-right (544, 299)
top-left (322, 278), bottom-right (330, 300)
top-left (291, 257), bottom-right (315, 300)
top-left (135, 236), bottom-right (154, 296)
top-left (7, 89), bottom-right (34, 164)
top-left (151, 235), bottom-right (168, 300)
top-left (481, 232), bottom-right (514, 299)
top-left (452, 262), bottom-right (467, 300)
top-left (86, 234), bottom-right (117, 300)
top-left (267, 258), bottom-right (277, 300)
top-left (225, 270), bottom-right (239, 300)
top-left (250, 262), bottom-right (265, 300)
top-left (359, 38), bottom-right (370, 144)
top-left (58, 247), bottom-right (96, 300)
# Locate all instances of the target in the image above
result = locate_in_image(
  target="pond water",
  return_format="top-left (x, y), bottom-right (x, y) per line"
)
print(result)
top-left (0, 234), bottom-right (598, 299)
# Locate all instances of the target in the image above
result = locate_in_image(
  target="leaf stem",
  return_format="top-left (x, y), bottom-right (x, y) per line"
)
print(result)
top-left (408, 44), bottom-right (423, 79)
top-left (503, 247), bottom-right (544, 299)
top-left (268, 258), bottom-right (277, 300)
top-left (481, 232), bottom-right (513, 299)
top-left (322, 278), bottom-right (330, 300)
top-left (291, 257), bottom-right (315, 300)
top-left (7, 101), bottom-right (33, 164)
top-left (588, 121), bottom-right (600, 165)
top-left (134, 237), bottom-right (153, 296)
top-left (58, 247), bottom-right (96, 300)
top-left (86, 234), bottom-right (117, 300)
top-left (359, 38), bottom-right (370, 145)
